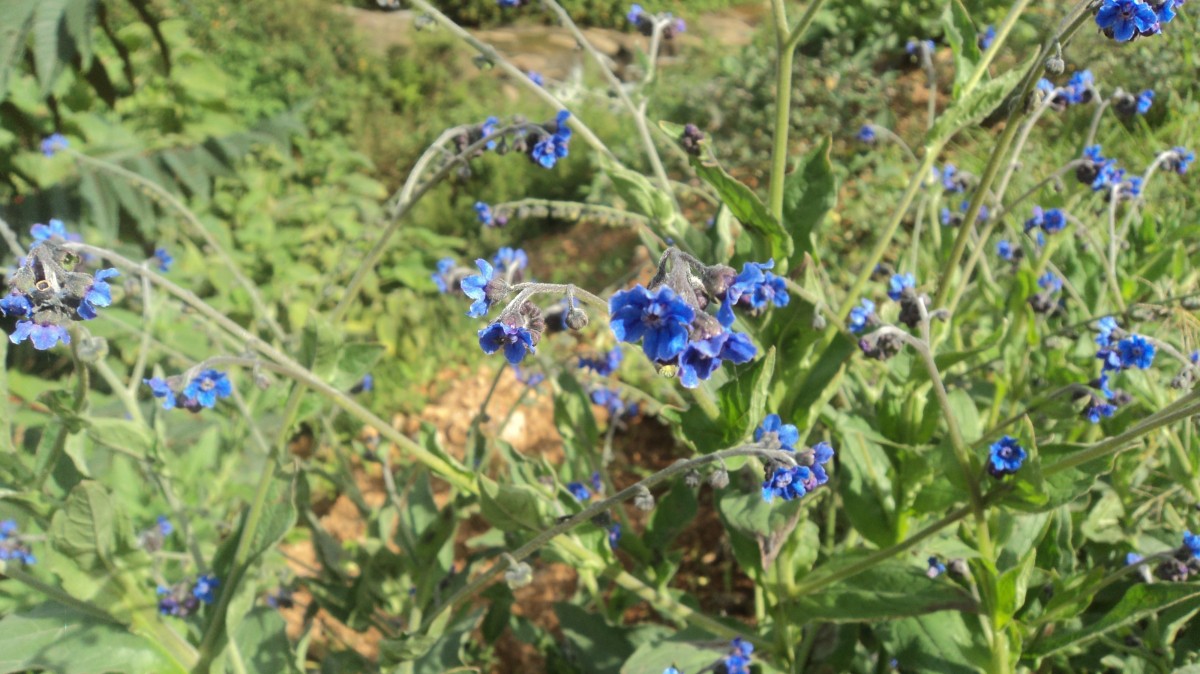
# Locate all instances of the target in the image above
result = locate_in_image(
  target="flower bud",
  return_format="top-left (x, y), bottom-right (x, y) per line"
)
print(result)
top-left (566, 307), bottom-right (589, 330)
top-left (811, 311), bottom-right (827, 330)
top-left (505, 561), bottom-right (533, 589)
top-left (632, 485), bottom-right (655, 511)
top-left (684, 469), bottom-right (701, 489)
top-left (709, 468), bottom-right (730, 489)
top-left (1044, 55), bottom-right (1065, 75)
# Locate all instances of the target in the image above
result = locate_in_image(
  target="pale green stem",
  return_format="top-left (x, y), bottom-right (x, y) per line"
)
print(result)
top-left (69, 151), bottom-right (287, 344)
top-left (1045, 390), bottom-right (1200, 475)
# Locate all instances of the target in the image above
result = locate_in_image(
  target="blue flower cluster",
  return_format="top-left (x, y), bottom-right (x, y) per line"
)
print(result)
top-left (756, 415), bottom-right (835, 503)
top-left (1039, 70), bottom-right (1095, 109)
top-left (1165, 146), bottom-right (1195, 175)
top-left (978, 25), bottom-right (996, 50)
top-left (530, 111), bottom-right (573, 169)
top-left (717, 260), bottom-right (790, 327)
top-left (610, 282), bottom-right (756, 389)
top-left (1024, 206), bottom-right (1068, 235)
top-left (940, 199), bottom-right (989, 227)
top-left (628, 4), bottom-right (686, 38)
top-left (144, 369), bottom-right (234, 412)
top-left (158, 574), bottom-right (219, 617)
top-left (1078, 145), bottom-right (1142, 198)
top-left (986, 435), bottom-right (1026, 478)
top-left (905, 39), bottom-right (935, 55)
top-left (1186, 531), bottom-right (1200, 560)
top-left (995, 240), bottom-right (1019, 262)
top-left (479, 319), bottom-right (537, 365)
top-left (2, 224), bottom-right (120, 350)
top-left (475, 201), bottom-right (497, 227)
top-left (724, 637), bottom-right (754, 674)
top-left (848, 299), bottom-right (876, 334)
top-left (1028, 272), bottom-right (1063, 315)
top-left (1095, 0), bottom-right (1181, 41)
top-left (153, 247), bottom-right (174, 273)
top-left (567, 481), bottom-right (592, 502)
top-left (579, 346), bottom-right (623, 377)
top-left (0, 519), bottom-right (36, 565)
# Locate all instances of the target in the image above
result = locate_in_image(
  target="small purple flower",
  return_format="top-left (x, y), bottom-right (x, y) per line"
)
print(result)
top-left (1096, 316), bottom-right (1120, 347)
top-left (996, 240), bottom-right (1015, 261)
top-left (30, 218), bottom-right (79, 243)
top-left (528, 71), bottom-right (544, 86)
top-left (1126, 551), bottom-right (1144, 565)
top-left (978, 25), bottom-right (996, 50)
top-left (529, 110), bottom-right (572, 169)
top-left (1037, 271), bottom-right (1062, 293)
top-left (491, 247), bottom-right (528, 274)
top-left (1166, 147), bottom-right (1194, 175)
top-left (351, 374), bottom-right (374, 394)
top-left (678, 331), bottom-right (756, 388)
top-left (858, 125), bottom-right (876, 143)
top-left (478, 321), bottom-right (536, 364)
top-left (1117, 334), bottom-right (1155, 369)
top-left (157, 515), bottom-right (174, 537)
top-left (0, 292), bottom-right (33, 318)
top-left (432, 258), bottom-right (456, 294)
top-left (927, 556), bottom-right (946, 578)
top-left (579, 347), bottom-right (623, 377)
top-left (1185, 530), bottom-right (1200, 559)
top-left (607, 523), bottom-right (621, 550)
top-left (480, 116), bottom-right (499, 150)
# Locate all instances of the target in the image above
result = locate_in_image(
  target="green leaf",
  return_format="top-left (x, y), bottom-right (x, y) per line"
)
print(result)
top-left (62, 0), bottom-right (98, 69)
top-left (604, 161), bottom-right (680, 239)
top-left (0, 602), bottom-right (182, 674)
top-left (50, 481), bottom-right (120, 568)
top-left (782, 136), bottom-right (836, 265)
top-left (622, 635), bottom-right (732, 674)
top-left (32, 0), bottom-right (69, 95)
top-left (554, 371), bottom-right (599, 461)
top-left (0, 0), bottom-right (37, 103)
top-left (1028, 582), bottom-right (1200, 657)
top-left (688, 155), bottom-right (791, 263)
top-left (680, 347), bottom-right (775, 454)
top-left (789, 561), bottom-right (976, 621)
top-left (831, 412), bottom-right (898, 546)
top-left (941, 0), bottom-right (984, 98)
top-left (876, 612), bottom-right (989, 674)
top-left (928, 62), bottom-right (1028, 143)
top-left (478, 476), bottom-right (549, 533)
top-left (229, 608), bottom-right (299, 674)
top-left (645, 479), bottom-right (698, 553)
top-left (86, 418), bottom-right (155, 458)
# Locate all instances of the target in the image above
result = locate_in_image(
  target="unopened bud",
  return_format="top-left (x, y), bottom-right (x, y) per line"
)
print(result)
top-left (633, 485), bottom-right (655, 511)
top-left (504, 561), bottom-right (533, 589)
top-left (709, 468), bottom-right (730, 489)
top-left (948, 558), bottom-right (970, 577)
top-left (684, 469), bottom-right (701, 489)
top-left (1045, 55), bottom-right (1064, 75)
top-left (566, 307), bottom-right (589, 330)
top-left (811, 311), bottom-right (827, 330)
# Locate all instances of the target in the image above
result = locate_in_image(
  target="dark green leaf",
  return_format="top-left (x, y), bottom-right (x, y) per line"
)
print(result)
top-left (554, 372), bottom-right (599, 461)
top-left (789, 561), bottom-right (976, 621)
top-left (478, 476), bottom-right (549, 533)
top-left (941, 0), bottom-right (984, 98)
top-left (928, 63), bottom-right (1028, 143)
top-left (0, 0), bottom-right (37, 102)
top-left (688, 156), bottom-right (791, 263)
top-left (680, 347), bottom-right (775, 454)
top-left (645, 479), bottom-right (698, 552)
top-left (1028, 582), bottom-right (1200, 657)
top-left (782, 136), bottom-right (836, 265)
top-left (876, 612), bottom-right (989, 674)
top-left (230, 608), bottom-right (299, 674)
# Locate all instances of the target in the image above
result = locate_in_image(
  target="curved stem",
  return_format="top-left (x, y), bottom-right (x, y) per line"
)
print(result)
top-left (1045, 390), bottom-right (1200, 475)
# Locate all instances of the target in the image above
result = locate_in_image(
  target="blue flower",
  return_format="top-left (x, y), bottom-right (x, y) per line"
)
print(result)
top-left (144, 377), bottom-right (178, 409)
top-left (857, 125), bottom-right (876, 143)
top-left (663, 668), bottom-right (680, 674)
top-left (1166, 146), bottom-right (1195, 175)
top-left (78, 268), bottom-right (119, 320)
top-left (40, 133), bottom-right (69, 157)
top-left (1185, 530), bottom-right (1200, 559)
top-left (566, 482), bottom-right (591, 501)
top-left (461, 259), bottom-right (497, 317)
top-left (1126, 551), bottom-right (1144, 565)
top-left (941, 164), bottom-right (964, 193)
top-left (627, 3), bottom-right (644, 23)
top-left (678, 331), bottom-right (756, 389)
top-left (1095, 316), bottom-right (1119, 347)
top-left (0, 520), bottom-right (15, 539)
top-left (1117, 334), bottom-right (1155, 369)
top-left (887, 273), bottom-right (915, 301)
top-left (1042, 208), bottom-right (1067, 234)
top-left (0, 292), bottom-right (32, 318)
top-left (157, 515), bottom-right (174, 537)
top-left (480, 116), bottom-right (499, 150)
top-left (528, 71), bottom-right (544, 86)
top-left (153, 248), bottom-right (173, 273)
top-left (1037, 271), bottom-right (1062, 293)
top-left (719, 260), bottom-right (788, 326)
top-left (475, 201), bottom-right (494, 226)
top-left (1095, 0), bottom-right (1160, 41)
top-left (492, 247), bottom-right (528, 274)
top-left (847, 298), bottom-right (876, 334)
top-left (183, 370), bottom-right (234, 409)
top-left (351, 374), bottom-right (374, 394)
top-left (996, 240), bottom-right (1015, 261)
top-left (529, 110), bottom-right (572, 169)
top-left (192, 575), bottom-right (219, 604)
top-left (978, 25), bottom-right (996, 50)
top-left (579, 347), bottom-right (623, 376)
top-left (1065, 70), bottom-right (1094, 104)
top-left (1083, 399), bottom-right (1117, 423)
top-left (927, 556), bottom-right (946, 578)
top-left (432, 258), bottom-right (456, 294)
top-left (590, 471), bottom-right (602, 492)
top-left (1156, 0), bottom-right (1178, 24)
top-left (906, 39), bottom-right (934, 54)
top-left (478, 321), bottom-right (536, 364)
top-left (763, 466), bottom-right (812, 503)
top-left (608, 285), bottom-right (694, 362)
top-left (513, 365), bottom-right (544, 387)
top-left (30, 218), bottom-right (78, 243)
top-left (607, 523), bottom-right (621, 550)
top-left (1136, 89), bottom-right (1154, 114)
top-left (1097, 348), bottom-right (1124, 373)
top-left (987, 435), bottom-right (1026, 478)
top-left (754, 414), bottom-right (799, 450)
top-left (9, 321), bottom-right (70, 350)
